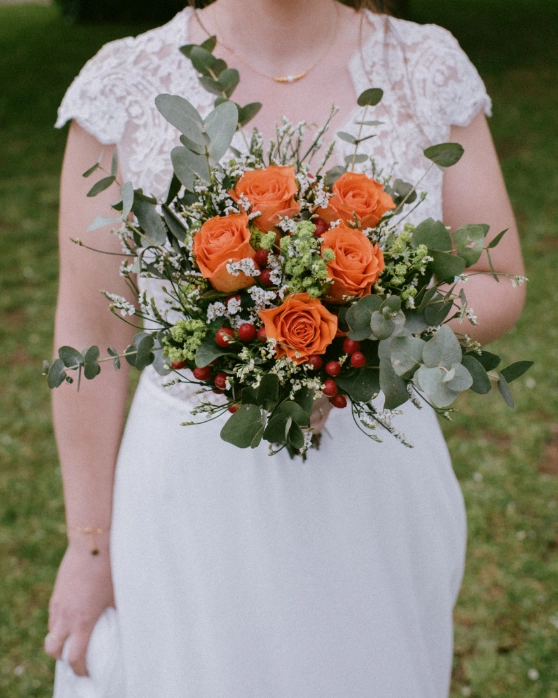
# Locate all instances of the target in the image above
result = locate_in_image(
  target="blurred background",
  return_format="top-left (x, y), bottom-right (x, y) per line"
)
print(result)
top-left (0, 0), bottom-right (557, 696)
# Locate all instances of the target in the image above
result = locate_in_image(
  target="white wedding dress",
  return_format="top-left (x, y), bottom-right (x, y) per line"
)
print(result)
top-left (53, 8), bottom-right (491, 698)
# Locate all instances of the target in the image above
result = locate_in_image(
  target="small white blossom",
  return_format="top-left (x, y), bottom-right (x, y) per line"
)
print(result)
top-left (226, 258), bottom-right (261, 277)
top-left (207, 302), bottom-right (227, 322)
top-left (103, 291), bottom-right (136, 317)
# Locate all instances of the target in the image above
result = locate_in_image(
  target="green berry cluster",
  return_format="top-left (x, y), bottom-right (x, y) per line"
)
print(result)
top-left (280, 220), bottom-right (334, 298)
top-left (162, 318), bottom-right (208, 363)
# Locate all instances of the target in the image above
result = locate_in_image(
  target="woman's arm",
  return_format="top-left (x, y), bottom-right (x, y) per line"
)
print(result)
top-left (46, 121), bottom-right (135, 676)
top-left (443, 112), bottom-right (526, 345)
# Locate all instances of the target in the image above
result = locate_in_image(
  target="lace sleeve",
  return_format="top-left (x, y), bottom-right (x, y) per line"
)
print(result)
top-left (55, 36), bottom-right (137, 145)
top-left (412, 24), bottom-right (492, 131)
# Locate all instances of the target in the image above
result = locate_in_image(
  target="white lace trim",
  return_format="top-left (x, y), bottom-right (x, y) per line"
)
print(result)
top-left (55, 8), bottom-right (491, 409)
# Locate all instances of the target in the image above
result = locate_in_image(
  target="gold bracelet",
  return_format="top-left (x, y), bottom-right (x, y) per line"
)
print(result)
top-left (72, 527), bottom-right (106, 556)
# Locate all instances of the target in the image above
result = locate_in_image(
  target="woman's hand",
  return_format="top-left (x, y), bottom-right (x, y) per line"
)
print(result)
top-left (310, 395), bottom-right (333, 435)
top-left (45, 539), bottom-right (115, 677)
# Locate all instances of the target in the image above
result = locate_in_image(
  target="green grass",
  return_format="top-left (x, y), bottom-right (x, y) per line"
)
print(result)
top-left (0, 2), bottom-right (557, 696)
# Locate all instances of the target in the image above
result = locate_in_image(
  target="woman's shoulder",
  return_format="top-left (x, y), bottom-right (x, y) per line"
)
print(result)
top-left (369, 12), bottom-right (492, 128)
top-left (55, 8), bottom-right (193, 144)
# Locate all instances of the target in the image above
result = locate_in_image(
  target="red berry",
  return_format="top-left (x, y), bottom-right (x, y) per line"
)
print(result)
top-left (214, 373), bottom-right (228, 390)
top-left (228, 404), bottom-right (240, 413)
top-left (254, 248), bottom-right (269, 267)
top-left (343, 338), bottom-right (361, 355)
top-left (171, 360), bottom-right (186, 370)
top-left (215, 327), bottom-right (235, 348)
top-left (212, 388), bottom-right (224, 394)
top-left (331, 394), bottom-right (348, 409)
top-left (306, 355), bottom-right (323, 370)
top-left (260, 269), bottom-right (274, 287)
top-left (193, 366), bottom-right (212, 381)
top-left (322, 379), bottom-right (338, 397)
top-left (350, 351), bottom-right (366, 368)
top-left (313, 217), bottom-right (329, 237)
top-left (238, 323), bottom-right (257, 342)
top-left (325, 361), bottom-right (341, 377)
top-left (257, 327), bottom-right (268, 342)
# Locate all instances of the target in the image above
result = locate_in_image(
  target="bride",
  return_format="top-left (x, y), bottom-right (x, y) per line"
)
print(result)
top-left (45, 1), bottom-right (525, 696)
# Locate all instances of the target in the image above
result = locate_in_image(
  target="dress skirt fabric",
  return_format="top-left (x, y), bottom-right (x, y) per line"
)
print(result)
top-left (53, 370), bottom-right (467, 698)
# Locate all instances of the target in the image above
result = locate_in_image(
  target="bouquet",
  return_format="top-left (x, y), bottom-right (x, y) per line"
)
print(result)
top-left (45, 36), bottom-right (531, 458)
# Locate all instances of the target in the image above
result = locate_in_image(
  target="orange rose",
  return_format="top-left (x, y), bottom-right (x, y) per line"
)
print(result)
top-left (258, 293), bottom-right (337, 364)
top-left (321, 222), bottom-right (385, 303)
top-left (193, 213), bottom-right (257, 293)
top-left (319, 172), bottom-right (395, 229)
top-left (230, 165), bottom-right (300, 232)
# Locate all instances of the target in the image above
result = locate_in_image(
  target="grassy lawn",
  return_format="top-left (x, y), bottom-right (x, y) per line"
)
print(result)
top-left (0, 2), bottom-right (556, 696)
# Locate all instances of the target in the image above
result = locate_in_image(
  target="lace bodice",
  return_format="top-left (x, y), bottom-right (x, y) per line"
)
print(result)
top-left (56, 7), bottom-right (491, 409)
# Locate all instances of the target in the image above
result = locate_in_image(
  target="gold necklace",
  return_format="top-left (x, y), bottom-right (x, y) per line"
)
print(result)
top-left (195, 3), bottom-right (340, 85)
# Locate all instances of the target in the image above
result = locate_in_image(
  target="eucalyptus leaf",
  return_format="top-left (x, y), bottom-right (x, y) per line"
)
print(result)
top-left (195, 336), bottom-right (233, 368)
top-left (347, 295), bottom-right (382, 332)
top-left (171, 146), bottom-right (211, 190)
top-left (257, 373), bottom-right (280, 410)
top-left (357, 88), bottom-right (384, 107)
top-left (83, 346), bottom-right (101, 380)
top-left (58, 346), bottom-right (84, 369)
top-left (461, 355), bottom-right (491, 394)
top-left (422, 325), bottom-right (462, 369)
top-left (124, 344), bottom-right (137, 367)
top-left (325, 165), bottom-right (346, 188)
top-left (82, 162), bottom-right (100, 178)
top-left (165, 173), bottom-right (182, 205)
top-left (445, 362), bottom-right (473, 392)
top-left (162, 205), bottom-right (187, 243)
top-left (47, 358), bottom-right (67, 389)
top-left (218, 68), bottom-right (240, 96)
top-left (293, 386), bottom-right (315, 417)
top-left (198, 76), bottom-right (225, 97)
top-left (336, 368), bottom-right (380, 402)
top-left (134, 199), bottom-right (167, 246)
top-left (337, 131), bottom-right (357, 145)
top-left (86, 216), bottom-right (121, 232)
top-left (371, 312), bottom-right (395, 340)
top-left (288, 423), bottom-right (305, 450)
top-left (403, 309), bottom-right (429, 334)
top-left (424, 142), bottom-right (464, 168)
top-left (488, 228), bottom-right (508, 249)
top-left (471, 350), bottom-right (501, 372)
top-left (238, 102), bottom-right (262, 127)
top-left (190, 46), bottom-right (220, 76)
top-left (241, 386), bottom-right (259, 405)
top-left (414, 366), bottom-right (459, 408)
top-left (424, 295), bottom-right (454, 326)
top-left (135, 334), bottom-right (155, 371)
top-left (411, 218), bottom-right (452, 252)
top-left (107, 347), bottom-right (121, 370)
top-left (345, 153), bottom-right (369, 165)
top-left (453, 224), bottom-right (489, 267)
top-left (430, 250), bottom-right (466, 281)
top-left (154, 94), bottom-right (207, 145)
top-left (497, 372), bottom-right (515, 408)
top-left (263, 413), bottom-right (290, 444)
top-left (221, 404), bottom-right (265, 448)
top-left (87, 176), bottom-right (115, 198)
top-left (205, 101), bottom-right (238, 164)
top-left (500, 360), bottom-right (534, 383)
top-left (110, 148), bottom-right (118, 177)
top-left (278, 401), bottom-right (310, 427)
top-left (180, 133), bottom-right (206, 154)
top-left (380, 358), bottom-right (409, 409)
top-left (390, 336), bottom-right (425, 378)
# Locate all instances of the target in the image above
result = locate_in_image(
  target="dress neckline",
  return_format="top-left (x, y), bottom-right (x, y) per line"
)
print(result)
top-left (178, 6), bottom-right (385, 161)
